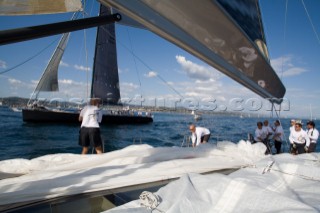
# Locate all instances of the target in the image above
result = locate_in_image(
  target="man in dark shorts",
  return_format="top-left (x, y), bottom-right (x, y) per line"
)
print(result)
top-left (79, 98), bottom-right (103, 154)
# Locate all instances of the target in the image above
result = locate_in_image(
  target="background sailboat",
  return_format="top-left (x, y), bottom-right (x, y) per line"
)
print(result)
top-left (22, 4), bottom-right (153, 124)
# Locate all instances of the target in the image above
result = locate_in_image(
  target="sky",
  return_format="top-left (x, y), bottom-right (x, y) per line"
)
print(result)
top-left (0, 0), bottom-right (320, 119)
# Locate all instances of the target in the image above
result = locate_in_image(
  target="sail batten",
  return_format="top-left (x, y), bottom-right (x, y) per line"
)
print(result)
top-left (100, 0), bottom-right (286, 101)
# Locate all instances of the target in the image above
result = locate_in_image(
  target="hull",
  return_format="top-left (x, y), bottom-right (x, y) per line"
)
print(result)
top-left (22, 108), bottom-right (153, 124)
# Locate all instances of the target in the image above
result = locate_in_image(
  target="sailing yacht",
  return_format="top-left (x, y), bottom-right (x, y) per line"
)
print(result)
top-left (21, 5), bottom-right (153, 124)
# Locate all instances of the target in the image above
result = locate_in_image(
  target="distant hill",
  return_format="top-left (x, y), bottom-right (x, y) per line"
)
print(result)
top-left (0, 97), bottom-right (29, 107)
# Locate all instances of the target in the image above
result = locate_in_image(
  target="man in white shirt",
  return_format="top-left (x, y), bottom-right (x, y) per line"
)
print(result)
top-left (189, 124), bottom-right (211, 147)
top-left (254, 121), bottom-right (267, 142)
top-left (289, 120), bottom-right (310, 154)
top-left (79, 98), bottom-right (103, 154)
top-left (272, 120), bottom-right (284, 154)
top-left (306, 120), bottom-right (319, 153)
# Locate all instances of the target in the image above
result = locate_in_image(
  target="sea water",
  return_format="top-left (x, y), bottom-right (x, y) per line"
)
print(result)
top-left (0, 106), bottom-right (317, 161)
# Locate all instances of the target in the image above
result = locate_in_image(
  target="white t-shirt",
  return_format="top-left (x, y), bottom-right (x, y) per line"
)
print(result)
top-left (289, 126), bottom-right (295, 133)
top-left (307, 128), bottom-right (319, 144)
top-left (80, 105), bottom-right (102, 128)
top-left (263, 125), bottom-right (274, 140)
top-left (254, 128), bottom-right (267, 142)
top-left (273, 125), bottom-right (284, 141)
top-left (191, 127), bottom-right (210, 146)
top-left (289, 129), bottom-right (310, 147)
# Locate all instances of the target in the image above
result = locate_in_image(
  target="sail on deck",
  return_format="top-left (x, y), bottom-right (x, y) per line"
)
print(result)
top-left (100, 0), bottom-right (286, 102)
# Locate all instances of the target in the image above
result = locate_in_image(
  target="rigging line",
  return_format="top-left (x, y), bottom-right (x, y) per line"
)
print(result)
top-left (0, 38), bottom-right (59, 75)
top-left (301, 0), bottom-right (320, 45)
top-left (80, 1), bottom-right (90, 103)
top-left (32, 12), bottom-right (79, 102)
top-left (272, 168), bottom-right (320, 182)
top-left (82, 12), bottom-right (90, 103)
top-left (126, 28), bottom-right (142, 93)
top-left (280, 0), bottom-right (289, 80)
top-left (100, 25), bottom-right (185, 99)
top-left (155, 74), bottom-right (184, 99)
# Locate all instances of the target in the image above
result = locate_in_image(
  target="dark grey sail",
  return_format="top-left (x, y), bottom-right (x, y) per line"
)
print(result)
top-left (91, 5), bottom-right (120, 105)
top-left (100, 0), bottom-right (286, 102)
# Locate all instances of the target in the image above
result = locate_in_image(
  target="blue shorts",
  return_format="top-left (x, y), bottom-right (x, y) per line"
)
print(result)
top-left (79, 127), bottom-right (102, 147)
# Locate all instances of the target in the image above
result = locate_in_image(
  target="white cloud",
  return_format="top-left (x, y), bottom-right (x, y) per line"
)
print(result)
top-left (271, 56), bottom-right (307, 77)
top-left (59, 61), bottom-right (69, 67)
top-left (119, 82), bottom-right (140, 97)
top-left (281, 67), bottom-right (307, 77)
top-left (8, 78), bottom-right (22, 84)
top-left (145, 71), bottom-right (157, 77)
top-left (121, 82), bottom-right (139, 92)
top-left (74, 64), bottom-right (91, 71)
top-left (7, 78), bottom-right (34, 91)
top-left (0, 60), bottom-right (7, 69)
top-left (176, 55), bottom-right (221, 81)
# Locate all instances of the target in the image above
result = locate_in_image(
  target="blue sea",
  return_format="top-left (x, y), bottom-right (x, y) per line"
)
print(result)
top-left (0, 106), bottom-right (318, 161)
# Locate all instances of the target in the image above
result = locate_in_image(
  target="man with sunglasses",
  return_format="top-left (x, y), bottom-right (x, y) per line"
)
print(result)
top-left (289, 120), bottom-right (310, 154)
top-left (306, 121), bottom-right (319, 153)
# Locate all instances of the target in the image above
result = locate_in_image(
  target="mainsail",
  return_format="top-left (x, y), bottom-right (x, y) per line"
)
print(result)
top-left (91, 5), bottom-right (121, 105)
top-left (100, 0), bottom-right (286, 102)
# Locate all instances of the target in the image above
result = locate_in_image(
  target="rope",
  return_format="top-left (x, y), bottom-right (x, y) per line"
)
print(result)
top-left (83, 28), bottom-right (89, 102)
top-left (261, 155), bottom-right (320, 182)
top-left (280, 0), bottom-right (289, 80)
top-left (139, 191), bottom-right (164, 212)
top-left (272, 168), bottom-right (320, 182)
top-left (126, 28), bottom-right (143, 95)
top-left (301, 0), bottom-right (320, 46)
top-left (0, 38), bottom-right (59, 75)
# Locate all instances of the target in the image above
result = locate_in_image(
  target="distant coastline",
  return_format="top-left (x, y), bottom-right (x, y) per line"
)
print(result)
top-left (0, 96), bottom-right (255, 118)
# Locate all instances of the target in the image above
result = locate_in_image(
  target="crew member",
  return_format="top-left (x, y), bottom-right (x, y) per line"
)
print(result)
top-left (254, 121), bottom-right (267, 144)
top-left (79, 98), bottom-right (103, 154)
top-left (289, 120), bottom-right (310, 154)
top-left (189, 124), bottom-right (211, 147)
top-left (273, 120), bottom-right (284, 154)
top-left (306, 120), bottom-right (319, 153)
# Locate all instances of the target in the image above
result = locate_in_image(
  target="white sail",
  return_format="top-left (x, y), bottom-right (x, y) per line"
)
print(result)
top-left (34, 32), bottom-right (70, 93)
top-left (0, 0), bottom-right (82, 15)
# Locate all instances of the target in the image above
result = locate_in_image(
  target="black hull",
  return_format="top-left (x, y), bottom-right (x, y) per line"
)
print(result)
top-left (22, 108), bottom-right (153, 125)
